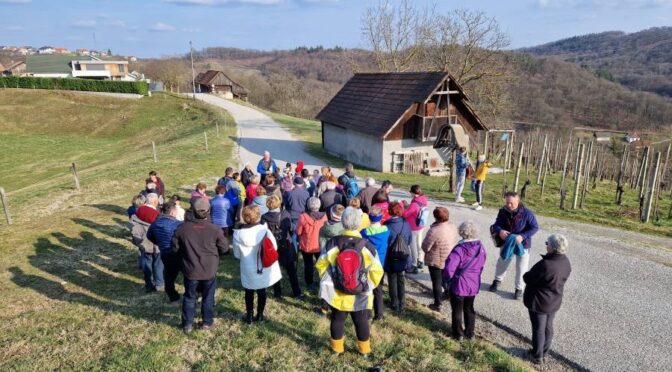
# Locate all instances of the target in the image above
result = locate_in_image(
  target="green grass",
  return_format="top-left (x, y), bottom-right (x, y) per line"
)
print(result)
top-left (0, 90), bottom-right (530, 370)
top-left (261, 106), bottom-right (672, 239)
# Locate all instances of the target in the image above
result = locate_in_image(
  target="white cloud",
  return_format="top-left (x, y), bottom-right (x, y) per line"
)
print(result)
top-left (150, 22), bottom-right (176, 31)
top-left (163, 0), bottom-right (285, 5)
top-left (537, 0), bottom-right (672, 8)
top-left (70, 19), bottom-right (97, 28)
top-left (0, 0), bottom-right (32, 4)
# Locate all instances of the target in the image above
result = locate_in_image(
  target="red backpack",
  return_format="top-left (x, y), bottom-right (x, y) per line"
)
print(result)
top-left (332, 239), bottom-right (369, 295)
top-left (257, 235), bottom-right (279, 274)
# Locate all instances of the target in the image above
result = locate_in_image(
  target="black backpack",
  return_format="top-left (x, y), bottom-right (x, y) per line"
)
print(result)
top-left (389, 227), bottom-right (411, 261)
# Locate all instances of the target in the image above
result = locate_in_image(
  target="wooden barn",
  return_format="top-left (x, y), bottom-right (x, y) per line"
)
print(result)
top-left (195, 70), bottom-right (248, 100)
top-left (316, 72), bottom-right (487, 173)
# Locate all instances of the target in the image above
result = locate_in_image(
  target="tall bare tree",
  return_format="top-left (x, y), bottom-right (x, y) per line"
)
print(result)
top-left (361, 0), bottom-right (429, 72)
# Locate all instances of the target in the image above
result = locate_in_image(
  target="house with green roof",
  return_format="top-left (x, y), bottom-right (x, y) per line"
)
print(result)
top-left (26, 55), bottom-right (132, 80)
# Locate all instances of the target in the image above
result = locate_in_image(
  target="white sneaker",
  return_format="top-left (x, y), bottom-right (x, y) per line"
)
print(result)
top-left (458, 197), bottom-right (466, 203)
top-left (474, 205), bottom-right (483, 211)
top-left (471, 202), bottom-right (480, 207)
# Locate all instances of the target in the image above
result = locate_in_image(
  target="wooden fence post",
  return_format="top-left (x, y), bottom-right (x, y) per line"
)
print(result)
top-left (0, 187), bottom-right (12, 225)
top-left (71, 162), bottom-right (80, 190)
top-left (536, 135), bottom-right (548, 185)
top-left (152, 141), bottom-right (158, 163)
top-left (204, 131), bottom-right (209, 152)
top-left (559, 138), bottom-right (572, 209)
top-left (483, 131), bottom-right (490, 160)
top-left (572, 143), bottom-right (585, 210)
top-left (661, 143), bottom-right (671, 192)
top-left (580, 141), bottom-right (594, 209)
top-left (643, 152), bottom-right (661, 223)
top-left (513, 142), bottom-right (525, 193)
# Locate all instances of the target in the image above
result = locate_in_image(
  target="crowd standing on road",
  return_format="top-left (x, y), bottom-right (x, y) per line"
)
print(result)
top-left (126, 155), bottom-right (571, 364)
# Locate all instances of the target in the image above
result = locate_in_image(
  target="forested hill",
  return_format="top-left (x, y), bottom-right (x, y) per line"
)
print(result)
top-left (520, 27), bottom-right (672, 97)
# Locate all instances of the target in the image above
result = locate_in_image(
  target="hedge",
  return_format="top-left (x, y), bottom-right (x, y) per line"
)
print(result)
top-left (0, 76), bottom-right (149, 95)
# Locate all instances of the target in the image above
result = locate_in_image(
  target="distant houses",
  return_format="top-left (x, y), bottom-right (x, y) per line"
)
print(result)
top-left (1, 61), bottom-right (26, 76)
top-left (195, 70), bottom-right (248, 100)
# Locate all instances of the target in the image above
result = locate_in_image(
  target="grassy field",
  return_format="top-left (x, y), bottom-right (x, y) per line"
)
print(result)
top-left (264, 108), bottom-right (672, 239)
top-left (0, 90), bottom-right (529, 370)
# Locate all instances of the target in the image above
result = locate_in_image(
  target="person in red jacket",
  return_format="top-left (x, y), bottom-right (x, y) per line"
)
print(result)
top-left (136, 193), bottom-right (160, 224)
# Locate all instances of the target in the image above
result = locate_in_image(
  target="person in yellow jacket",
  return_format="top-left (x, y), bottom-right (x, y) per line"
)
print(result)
top-left (473, 155), bottom-right (494, 211)
top-left (316, 207), bottom-right (384, 356)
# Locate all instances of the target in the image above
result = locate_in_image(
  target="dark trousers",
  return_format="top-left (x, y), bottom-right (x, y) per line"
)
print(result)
top-left (529, 310), bottom-right (556, 360)
top-left (387, 271), bottom-right (406, 310)
top-left (273, 260), bottom-right (302, 297)
top-left (141, 251), bottom-right (164, 290)
top-left (302, 251), bottom-right (320, 286)
top-left (245, 288), bottom-right (267, 317)
top-left (181, 276), bottom-right (216, 327)
top-left (449, 295), bottom-right (476, 339)
top-left (330, 307), bottom-right (370, 341)
top-left (475, 180), bottom-right (484, 204)
top-left (373, 273), bottom-right (385, 318)
top-left (161, 253), bottom-right (182, 302)
top-left (428, 266), bottom-right (444, 305)
top-left (221, 227), bottom-right (232, 249)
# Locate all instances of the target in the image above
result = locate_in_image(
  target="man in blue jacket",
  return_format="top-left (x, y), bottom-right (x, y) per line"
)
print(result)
top-left (210, 185), bottom-right (235, 247)
top-left (147, 202), bottom-right (183, 303)
top-left (490, 191), bottom-right (539, 300)
top-left (257, 150), bottom-right (278, 183)
top-left (454, 147), bottom-right (468, 203)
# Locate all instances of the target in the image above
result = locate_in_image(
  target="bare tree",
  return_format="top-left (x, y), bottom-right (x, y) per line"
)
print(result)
top-left (361, 0), bottom-right (428, 72)
top-left (421, 9), bottom-right (513, 121)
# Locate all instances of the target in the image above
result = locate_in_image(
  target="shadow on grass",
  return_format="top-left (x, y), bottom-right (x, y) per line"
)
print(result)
top-left (72, 218), bottom-right (129, 240)
top-left (9, 232), bottom-right (179, 326)
top-left (85, 203), bottom-right (128, 216)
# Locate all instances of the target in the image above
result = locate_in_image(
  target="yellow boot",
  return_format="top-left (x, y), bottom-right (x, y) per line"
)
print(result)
top-left (357, 339), bottom-right (371, 355)
top-left (330, 337), bottom-right (345, 354)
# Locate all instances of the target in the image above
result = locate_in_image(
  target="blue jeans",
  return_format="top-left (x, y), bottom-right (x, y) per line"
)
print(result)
top-left (141, 251), bottom-right (164, 290)
top-left (181, 277), bottom-right (217, 328)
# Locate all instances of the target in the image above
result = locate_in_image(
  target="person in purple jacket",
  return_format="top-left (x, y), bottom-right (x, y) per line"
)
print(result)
top-left (489, 191), bottom-right (539, 300)
top-left (443, 220), bottom-right (486, 341)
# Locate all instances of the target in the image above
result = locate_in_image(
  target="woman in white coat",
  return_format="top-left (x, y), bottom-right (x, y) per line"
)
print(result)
top-left (233, 205), bottom-right (282, 324)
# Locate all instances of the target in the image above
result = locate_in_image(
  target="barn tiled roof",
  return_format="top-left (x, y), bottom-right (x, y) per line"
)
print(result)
top-left (194, 70), bottom-right (220, 85)
top-left (316, 72), bottom-right (472, 138)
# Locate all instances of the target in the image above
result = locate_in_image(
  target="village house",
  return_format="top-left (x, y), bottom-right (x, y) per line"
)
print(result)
top-left (37, 46), bottom-right (55, 55)
top-left (25, 55), bottom-right (136, 81)
top-left (316, 72), bottom-right (487, 173)
top-left (1, 60), bottom-right (27, 76)
top-left (593, 131), bottom-right (612, 142)
top-left (195, 70), bottom-right (248, 100)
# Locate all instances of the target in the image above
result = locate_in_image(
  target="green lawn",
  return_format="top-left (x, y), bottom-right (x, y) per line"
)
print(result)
top-left (0, 91), bottom-right (530, 370)
top-left (261, 106), bottom-right (672, 239)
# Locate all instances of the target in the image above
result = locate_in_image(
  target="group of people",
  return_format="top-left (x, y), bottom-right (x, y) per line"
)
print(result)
top-left (125, 151), bottom-right (571, 365)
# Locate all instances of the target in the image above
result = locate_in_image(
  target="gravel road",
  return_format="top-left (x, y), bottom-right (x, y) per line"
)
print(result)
top-left (198, 94), bottom-right (672, 372)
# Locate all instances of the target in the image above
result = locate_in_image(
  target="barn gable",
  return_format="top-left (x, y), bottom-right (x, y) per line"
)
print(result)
top-left (195, 70), bottom-right (248, 99)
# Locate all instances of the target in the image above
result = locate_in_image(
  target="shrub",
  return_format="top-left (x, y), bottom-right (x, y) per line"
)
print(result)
top-left (0, 76), bottom-right (149, 95)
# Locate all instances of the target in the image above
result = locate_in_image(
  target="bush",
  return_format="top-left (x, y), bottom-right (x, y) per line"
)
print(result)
top-left (0, 76), bottom-right (149, 95)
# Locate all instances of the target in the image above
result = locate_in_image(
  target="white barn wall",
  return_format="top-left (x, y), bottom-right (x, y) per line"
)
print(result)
top-left (323, 123), bottom-right (384, 171)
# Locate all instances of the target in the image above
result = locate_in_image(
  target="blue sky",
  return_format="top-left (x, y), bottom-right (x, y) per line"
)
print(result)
top-left (1, 0), bottom-right (671, 57)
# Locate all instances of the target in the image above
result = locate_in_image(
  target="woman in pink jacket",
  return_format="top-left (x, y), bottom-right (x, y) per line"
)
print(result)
top-left (403, 185), bottom-right (428, 273)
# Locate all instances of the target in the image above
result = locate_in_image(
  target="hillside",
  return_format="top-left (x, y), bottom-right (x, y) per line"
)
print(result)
top-left (521, 27), bottom-right (672, 97)
top-left (0, 90), bottom-right (528, 370)
top-left (138, 46), bottom-right (672, 132)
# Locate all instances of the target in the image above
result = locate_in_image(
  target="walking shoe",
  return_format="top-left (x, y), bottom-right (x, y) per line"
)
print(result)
top-left (253, 314), bottom-right (266, 323)
top-left (458, 197), bottom-right (466, 203)
top-left (489, 280), bottom-right (500, 293)
top-left (242, 314), bottom-right (253, 325)
top-left (471, 202), bottom-right (480, 206)
top-left (182, 325), bottom-right (193, 335)
top-left (201, 323), bottom-right (214, 331)
top-left (474, 205), bottom-right (483, 211)
top-left (514, 289), bottom-right (523, 300)
top-left (292, 293), bottom-right (305, 300)
top-left (372, 315), bottom-right (384, 322)
top-left (428, 303), bottom-right (442, 312)
top-left (416, 262), bottom-right (424, 270)
top-left (527, 349), bottom-right (544, 365)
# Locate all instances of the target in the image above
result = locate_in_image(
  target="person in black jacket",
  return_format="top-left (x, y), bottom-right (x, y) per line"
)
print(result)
top-left (172, 198), bottom-right (229, 334)
top-left (262, 196), bottom-right (303, 299)
top-left (523, 234), bottom-right (572, 365)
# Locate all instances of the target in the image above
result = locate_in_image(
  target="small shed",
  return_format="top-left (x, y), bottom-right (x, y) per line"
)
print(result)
top-left (316, 72), bottom-right (487, 173)
top-left (593, 131), bottom-right (612, 142)
top-left (195, 70), bottom-right (248, 100)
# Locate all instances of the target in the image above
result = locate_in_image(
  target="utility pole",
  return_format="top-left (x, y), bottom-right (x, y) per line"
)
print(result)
top-left (190, 40), bottom-right (196, 100)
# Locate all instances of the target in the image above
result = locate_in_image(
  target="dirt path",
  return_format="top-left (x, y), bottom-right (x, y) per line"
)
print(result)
top-left (199, 94), bottom-right (672, 371)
